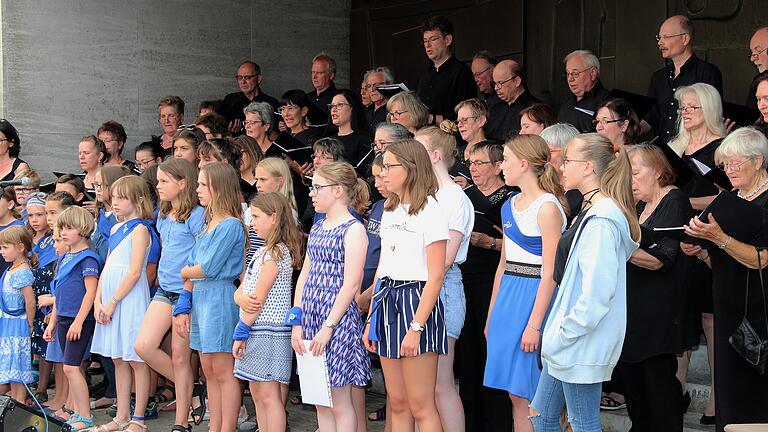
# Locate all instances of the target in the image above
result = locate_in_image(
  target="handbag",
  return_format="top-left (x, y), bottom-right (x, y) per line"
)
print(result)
top-left (728, 247), bottom-right (768, 375)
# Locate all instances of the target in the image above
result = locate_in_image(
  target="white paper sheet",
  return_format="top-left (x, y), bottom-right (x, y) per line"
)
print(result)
top-left (296, 340), bottom-right (333, 407)
top-left (691, 157), bottom-right (711, 175)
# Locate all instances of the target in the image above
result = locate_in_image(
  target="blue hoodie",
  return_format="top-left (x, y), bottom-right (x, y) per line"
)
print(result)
top-left (541, 197), bottom-right (638, 384)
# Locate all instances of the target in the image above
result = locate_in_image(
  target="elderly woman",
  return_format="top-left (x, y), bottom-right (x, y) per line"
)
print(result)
top-left (456, 99), bottom-right (490, 155)
top-left (540, 123), bottom-right (580, 220)
top-left (594, 98), bottom-right (642, 149)
top-left (611, 144), bottom-right (691, 431)
top-left (683, 127), bottom-right (768, 431)
top-left (386, 91), bottom-right (429, 135)
top-left (519, 103), bottom-right (557, 135)
top-left (157, 96), bottom-right (185, 157)
top-left (0, 119), bottom-right (30, 182)
top-left (373, 122), bottom-right (412, 155)
top-left (244, 101), bottom-right (279, 157)
top-left (97, 121), bottom-right (137, 173)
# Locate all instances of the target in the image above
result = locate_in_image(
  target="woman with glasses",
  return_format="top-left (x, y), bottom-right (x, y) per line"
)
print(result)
top-left (278, 90), bottom-right (323, 148)
top-left (373, 123), bottom-right (412, 156)
top-left (244, 102), bottom-right (279, 157)
top-left (156, 96), bottom-right (185, 158)
top-left (0, 119), bottom-right (30, 183)
top-left (594, 98), bottom-right (642, 149)
top-left (453, 98), bottom-right (491, 189)
top-left (667, 83), bottom-right (725, 423)
top-left (682, 127), bottom-right (768, 430)
top-left (328, 89), bottom-right (373, 176)
top-left (519, 103), bottom-right (557, 135)
top-left (386, 91), bottom-right (429, 135)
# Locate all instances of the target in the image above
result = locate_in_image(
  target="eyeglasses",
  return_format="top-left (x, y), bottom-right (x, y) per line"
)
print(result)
top-left (136, 158), bottom-right (156, 168)
top-left (592, 117), bottom-right (625, 126)
top-left (328, 102), bottom-right (350, 111)
top-left (244, 120), bottom-right (264, 127)
top-left (13, 187), bottom-right (36, 194)
top-left (493, 76), bottom-right (517, 89)
top-left (750, 46), bottom-right (768, 60)
top-left (0, 139), bottom-right (12, 144)
top-left (277, 106), bottom-right (300, 115)
top-left (473, 66), bottom-right (493, 79)
top-left (93, 182), bottom-right (104, 190)
top-left (308, 183), bottom-right (338, 194)
top-left (457, 116), bottom-right (479, 124)
top-left (677, 105), bottom-right (702, 114)
top-left (373, 140), bottom-right (392, 149)
top-left (160, 114), bottom-right (179, 121)
top-left (388, 110), bottom-right (409, 120)
top-left (466, 160), bottom-right (496, 167)
top-left (563, 68), bottom-right (593, 79)
top-left (655, 32), bottom-right (688, 42)
top-left (717, 158), bottom-right (753, 172)
top-left (562, 158), bottom-right (589, 166)
top-left (365, 82), bottom-right (388, 91)
top-left (381, 163), bottom-right (403, 172)
top-left (236, 74), bottom-right (259, 81)
top-left (312, 154), bottom-right (334, 161)
top-left (422, 35), bottom-right (443, 45)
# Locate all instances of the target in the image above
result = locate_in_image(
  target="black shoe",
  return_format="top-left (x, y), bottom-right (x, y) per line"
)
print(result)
top-left (682, 391), bottom-right (691, 413)
top-left (88, 379), bottom-right (108, 400)
top-left (700, 414), bottom-right (716, 425)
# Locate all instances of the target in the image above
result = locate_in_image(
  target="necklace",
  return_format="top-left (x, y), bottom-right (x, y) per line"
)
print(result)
top-left (581, 188), bottom-right (600, 210)
top-left (738, 175), bottom-right (768, 199)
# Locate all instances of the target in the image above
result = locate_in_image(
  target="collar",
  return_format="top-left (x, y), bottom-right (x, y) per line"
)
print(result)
top-left (665, 53), bottom-right (698, 75)
top-left (430, 55), bottom-right (455, 72)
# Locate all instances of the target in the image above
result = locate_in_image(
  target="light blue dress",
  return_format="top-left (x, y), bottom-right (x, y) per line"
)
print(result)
top-left (90, 222), bottom-right (150, 362)
top-left (189, 218), bottom-right (246, 353)
top-left (0, 267), bottom-right (35, 384)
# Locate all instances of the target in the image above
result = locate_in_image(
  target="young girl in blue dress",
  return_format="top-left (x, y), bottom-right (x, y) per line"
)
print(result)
top-left (233, 192), bottom-right (304, 432)
top-left (0, 225), bottom-right (37, 402)
top-left (174, 162), bottom-right (246, 432)
top-left (362, 139), bottom-right (449, 432)
top-left (91, 176), bottom-right (156, 432)
top-left (291, 161), bottom-right (370, 430)
top-left (45, 206), bottom-right (102, 431)
top-left (91, 165), bottom-right (132, 261)
top-left (484, 134), bottom-right (567, 432)
top-left (135, 158), bottom-right (205, 431)
top-left (26, 192), bottom-right (58, 401)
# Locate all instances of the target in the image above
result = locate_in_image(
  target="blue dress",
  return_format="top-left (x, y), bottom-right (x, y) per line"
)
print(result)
top-left (301, 219), bottom-right (370, 388)
top-left (0, 267), bottom-right (35, 384)
top-left (189, 218), bottom-right (246, 353)
top-left (484, 194), bottom-right (564, 400)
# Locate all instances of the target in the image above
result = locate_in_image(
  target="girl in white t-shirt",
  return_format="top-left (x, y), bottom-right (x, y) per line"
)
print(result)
top-left (415, 122), bottom-right (474, 432)
top-left (363, 139), bottom-right (449, 432)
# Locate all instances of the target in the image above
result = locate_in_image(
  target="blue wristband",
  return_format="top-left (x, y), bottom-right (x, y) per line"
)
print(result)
top-left (233, 320), bottom-right (251, 341)
top-left (172, 290), bottom-right (193, 316)
top-left (284, 306), bottom-right (302, 326)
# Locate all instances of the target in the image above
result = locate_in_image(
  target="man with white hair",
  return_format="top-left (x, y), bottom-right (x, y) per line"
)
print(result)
top-left (748, 27), bottom-right (768, 108)
top-left (364, 66), bottom-right (395, 130)
top-left (557, 50), bottom-right (610, 132)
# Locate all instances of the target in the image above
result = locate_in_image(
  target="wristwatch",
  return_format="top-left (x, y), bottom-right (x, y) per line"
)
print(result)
top-left (410, 320), bottom-right (425, 332)
top-left (489, 237), bottom-right (496, 250)
top-left (324, 319), bottom-right (337, 330)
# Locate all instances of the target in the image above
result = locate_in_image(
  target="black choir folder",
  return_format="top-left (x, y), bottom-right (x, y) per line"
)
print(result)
top-left (651, 191), bottom-right (768, 247)
top-left (650, 139), bottom-right (732, 191)
top-left (272, 132), bottom-right (313, 165)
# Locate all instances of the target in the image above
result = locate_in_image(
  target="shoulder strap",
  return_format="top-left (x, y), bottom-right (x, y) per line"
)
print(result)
top-left (749, 248), bottom-right (768, 335)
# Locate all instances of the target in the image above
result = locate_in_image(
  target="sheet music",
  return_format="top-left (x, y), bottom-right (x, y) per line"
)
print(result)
top-left (296, 340), bottom-right (333, 407)
top-left (574, 107), bottom-right (595, 116)
top-left (690, 158), bottom-right (711, 175)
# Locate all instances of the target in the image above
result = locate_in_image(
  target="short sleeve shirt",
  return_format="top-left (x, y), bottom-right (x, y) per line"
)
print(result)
top-left (55, 252), bottom-right (100, 319)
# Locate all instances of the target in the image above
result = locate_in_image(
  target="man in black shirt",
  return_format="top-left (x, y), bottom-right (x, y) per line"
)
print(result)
top-left (485, 59), bottom-right (540, 141)
top-left (645, 15), bottom-right (723, 143)
top-left (557, 50), bottom-right (610, 132)
top-left (308, 52), bottom-right (338, 126)
top-left (221, 61), bottom-right (279, 135)
top-left (364, 66), bottom-right (394, 131)
top-left (471, 51), bottom-right (498, 101)
top-left (416, 16), bottom-right (476, 124)
top-left (748, 27), bottom-right (768, 109)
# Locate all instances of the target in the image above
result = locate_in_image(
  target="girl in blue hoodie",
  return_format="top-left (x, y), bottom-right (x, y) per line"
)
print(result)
top-left (529, 133), bottom-right (640, 432)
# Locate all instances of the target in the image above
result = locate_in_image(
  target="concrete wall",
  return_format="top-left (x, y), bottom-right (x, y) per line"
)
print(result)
top-left (0, 0), bottom-right (350, 173)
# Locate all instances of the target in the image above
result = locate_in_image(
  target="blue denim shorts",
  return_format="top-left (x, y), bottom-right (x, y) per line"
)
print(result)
top-left (439, 264), bottom-right (466, 339)
top-left (152, 287), bottom-right (180, 306)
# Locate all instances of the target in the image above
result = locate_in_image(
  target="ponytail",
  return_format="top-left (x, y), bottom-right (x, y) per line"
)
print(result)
top-left (505, 134), bottom-right (569, 215)
top-left (540, 162), bottom-right (569, 216)
top-left (349, 177), bottom-right (371, 215)
top-left (600, 144), bottom-right (641, 242)
top-left (316, 162), bottom-right (371, 215)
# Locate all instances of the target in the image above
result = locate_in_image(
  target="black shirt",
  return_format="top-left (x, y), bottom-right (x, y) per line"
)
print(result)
top-left (365, 104), bottom-right (388, 132)
top-left (646, 55), bottom-right (723, 143)
top-left (553, 209), bottom-right (589, 285)
top-left (680, 138), bottom-right (723, 198)
top-left (333, 132), bottom-right (374, 176)
top-left (416, 56), bottom-right (476, 121)
top-left (484, 90), bottom-right (541, 142)
top-left (557, 79), bottom-right (610, 133)
top-left (307, 83), bottom-right (337, 126)
top-left (221, 90), bottom-right (280, 124)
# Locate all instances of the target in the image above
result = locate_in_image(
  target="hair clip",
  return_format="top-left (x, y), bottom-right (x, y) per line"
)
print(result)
top-left (439, 120), bottom-right (458, 134)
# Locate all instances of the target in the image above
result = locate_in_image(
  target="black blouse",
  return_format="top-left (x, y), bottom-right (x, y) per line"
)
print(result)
top-left (681, 137), bottom-right (723, 198)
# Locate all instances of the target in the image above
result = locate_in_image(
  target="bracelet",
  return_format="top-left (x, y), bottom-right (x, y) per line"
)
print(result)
top-left (489, 238), bottom-right (496, 250)
top-left (719, 235), bottom-right (732, 250)
top-left (110, 296), bottom-right (119, 305)
top-left (527, 324), bottom-right (541, 332)
top-left (697, 252), bottom-right (710, 261)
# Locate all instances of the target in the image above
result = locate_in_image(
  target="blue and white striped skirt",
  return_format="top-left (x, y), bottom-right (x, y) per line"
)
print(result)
top-left (369, 278), bottom-right (447, 359)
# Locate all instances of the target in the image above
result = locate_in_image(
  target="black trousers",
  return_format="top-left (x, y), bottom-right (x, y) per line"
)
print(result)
top-left (613, 353), bottom-right (684, 432)
top-left (456, 272), bottom-right (513, 431)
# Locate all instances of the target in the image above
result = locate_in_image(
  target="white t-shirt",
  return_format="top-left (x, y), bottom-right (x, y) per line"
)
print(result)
top-left (435, 182), bottom-right (475, 265)
top-left (378, 196), bottom-right (450, 281)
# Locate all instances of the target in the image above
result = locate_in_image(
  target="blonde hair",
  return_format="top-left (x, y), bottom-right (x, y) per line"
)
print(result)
top-left (383, 139), bottom-right (439, 215)
top-left (256, 157), bottom-right (297, 211)
top-left (200, 162), bottom-right (243, 223)
top-left (157, 158), bottom-right (200, 222)
top-left (454, 98), bottom-right (489, 119)
top-left (0, 225), bottom-right (39, 268)
top-left (110, 176), bottom-right (154, 220)
top-left (96, 165), bottom-right (132, 208)
top-left (56, 206), bottom-right (96, 239)
top-left (565, 133), bottom-right (640, 241)
top-left (668, 83), bottom-right (726, 156)
top-left (505, 134), bottom-right (569, 215)
top-left (416, 121), bottom-right (459, 168)
top-left (249, 192), bottom-right (304, 269)
top-left (13, 167), bottom-right (41, 188)
top-left (386, 91), bottom-right (429, 131)
top-left (626, 144), bottom-right (676, 187)
top-left (315, 162), bottom-right (370, 215)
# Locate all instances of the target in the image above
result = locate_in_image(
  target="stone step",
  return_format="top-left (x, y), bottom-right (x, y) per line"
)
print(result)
top-left (602, 410), bottom-right (715, 432)
top-left (688, 343), bottom-right (712, 385)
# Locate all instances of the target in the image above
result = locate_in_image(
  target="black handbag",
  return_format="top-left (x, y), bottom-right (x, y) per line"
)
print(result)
top-left (728, 247), bottom-right (768, 375)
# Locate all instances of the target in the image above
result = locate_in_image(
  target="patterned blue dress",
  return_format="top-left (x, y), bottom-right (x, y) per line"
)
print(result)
top-left (0, 267), bottom-right (35, 385)
top-left (301, 219), bottom-right (370, 388)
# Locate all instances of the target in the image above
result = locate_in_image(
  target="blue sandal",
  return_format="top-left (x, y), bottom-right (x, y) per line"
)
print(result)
top-left (67, 413), bottom-right (96, 431)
